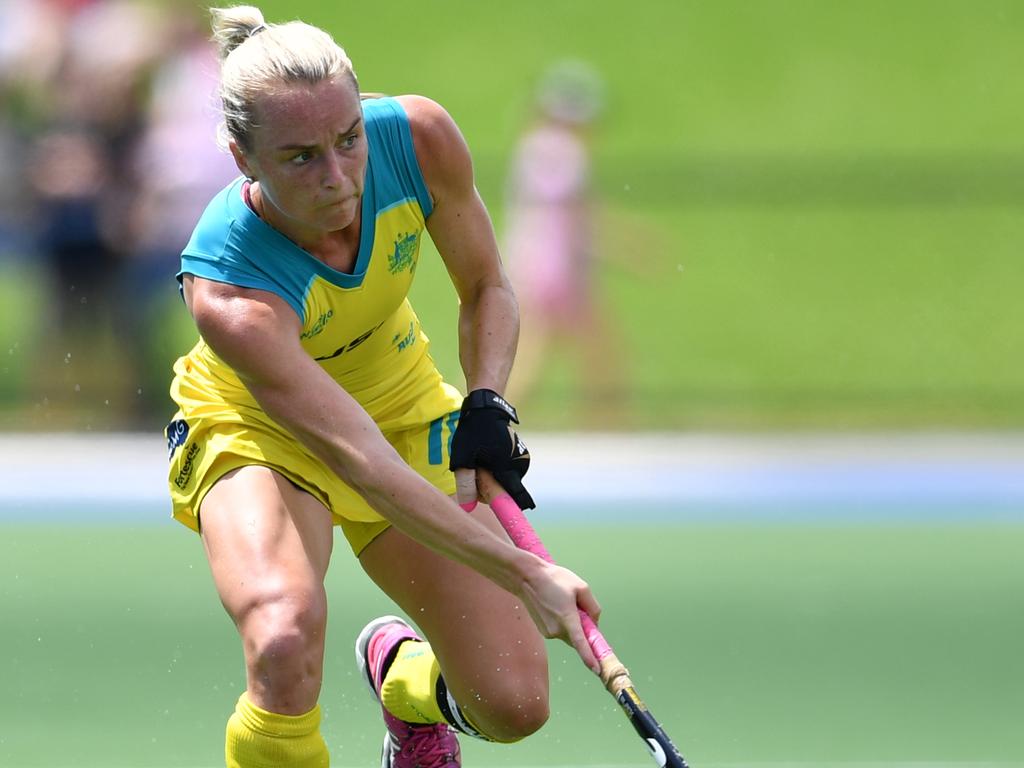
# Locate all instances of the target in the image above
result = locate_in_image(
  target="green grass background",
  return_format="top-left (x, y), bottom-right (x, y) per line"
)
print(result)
top-left (2, 517), bottom-right (1022, 767)
top-left (2, 0), bottom-right (1023, 430)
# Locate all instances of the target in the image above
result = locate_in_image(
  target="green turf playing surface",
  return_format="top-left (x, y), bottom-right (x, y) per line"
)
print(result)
top-left (2, 519), bottom-right (1021, 767)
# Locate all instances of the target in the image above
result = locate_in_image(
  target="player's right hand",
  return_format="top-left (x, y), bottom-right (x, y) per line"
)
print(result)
top-left (449, 389), bottom-right (534, 510)
top-left (519, 558), bottom-right (602, 675)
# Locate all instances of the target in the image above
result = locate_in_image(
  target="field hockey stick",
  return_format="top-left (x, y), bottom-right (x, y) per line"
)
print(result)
top-left (464, 482), bottom-right (690, 768)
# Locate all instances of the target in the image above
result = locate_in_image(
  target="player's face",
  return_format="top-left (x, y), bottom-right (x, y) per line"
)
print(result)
top-left (237, 76), bottom-right (367, 241)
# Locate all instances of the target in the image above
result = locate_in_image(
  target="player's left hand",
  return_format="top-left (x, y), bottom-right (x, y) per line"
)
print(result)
top-left (449, 388), bottom-right (534, 510)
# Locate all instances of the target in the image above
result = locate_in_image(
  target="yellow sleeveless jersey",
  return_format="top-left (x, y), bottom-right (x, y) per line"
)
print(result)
top-left (166, 97), bottom-right (462, 546)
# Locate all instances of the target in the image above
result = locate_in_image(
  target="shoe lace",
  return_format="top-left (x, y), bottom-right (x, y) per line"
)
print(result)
top-left (392, 724), bottom-right (458, 768)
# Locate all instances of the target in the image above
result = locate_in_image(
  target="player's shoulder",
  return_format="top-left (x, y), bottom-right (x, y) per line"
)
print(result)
top-left (189, 274), bottom-right (299, 354)
top-left (389, 94), bottom-right (456, 130)
top-left (387, 95), bottom-right (470, 187)
top-left (361, 94), bottom-right (454, 148)
top-left (361, 93), bottom-right (443, 123)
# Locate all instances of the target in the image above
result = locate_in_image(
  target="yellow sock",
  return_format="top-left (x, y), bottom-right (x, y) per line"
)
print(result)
top-left (381, 639), bottom-right (444, 724)
top-left (381, 640), bottom-right (492, 741)
top-left (225, 692), bottom-right (329, 768)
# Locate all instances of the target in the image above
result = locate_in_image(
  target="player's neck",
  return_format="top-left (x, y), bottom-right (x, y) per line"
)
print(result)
top-left (251, 182), bottom-right (362, 272)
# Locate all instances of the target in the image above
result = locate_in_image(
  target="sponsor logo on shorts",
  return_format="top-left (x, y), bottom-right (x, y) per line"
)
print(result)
top-left (173, 443), bottom-right (201, 490)
top-left (165, 419), bottom-right (189, 460)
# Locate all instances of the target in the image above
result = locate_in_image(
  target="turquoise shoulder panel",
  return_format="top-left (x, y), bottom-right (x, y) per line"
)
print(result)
top-left (179, 178), bottom-right (313, 320)
top-left (363, 97), bottom-right (433, 218)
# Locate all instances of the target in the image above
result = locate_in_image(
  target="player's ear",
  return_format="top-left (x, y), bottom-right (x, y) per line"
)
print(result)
top-left (229, 138), bottom-right (255, 179)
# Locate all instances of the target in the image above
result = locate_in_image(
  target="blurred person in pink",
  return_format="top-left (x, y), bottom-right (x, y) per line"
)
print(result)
top-left (502, 61), bottom-right (626, 422)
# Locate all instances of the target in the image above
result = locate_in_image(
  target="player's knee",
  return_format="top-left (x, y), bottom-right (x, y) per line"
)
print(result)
top-left (241, 595), bottom-right (327, 705)
top-left (472, 678), bottom-right (550, 742)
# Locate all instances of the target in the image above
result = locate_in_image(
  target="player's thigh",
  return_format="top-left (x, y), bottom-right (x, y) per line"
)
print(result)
top-left (199, 465), bottom-right (334, 626)
top-left (358, 501), bottom-right (548, 693)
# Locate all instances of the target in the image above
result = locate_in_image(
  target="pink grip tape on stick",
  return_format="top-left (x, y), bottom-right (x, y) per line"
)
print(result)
top-left (465, 493), bottom-right (630, 693)
top-left (464, 488), bottom-right (691, 768)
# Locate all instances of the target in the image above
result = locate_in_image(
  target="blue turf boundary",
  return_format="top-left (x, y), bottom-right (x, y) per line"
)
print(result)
top-left (1, 432), bottom-right (1022, 523)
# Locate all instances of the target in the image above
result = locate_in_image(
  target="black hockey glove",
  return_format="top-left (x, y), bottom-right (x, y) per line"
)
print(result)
top-left (449, 389), bottom-right (535, 510)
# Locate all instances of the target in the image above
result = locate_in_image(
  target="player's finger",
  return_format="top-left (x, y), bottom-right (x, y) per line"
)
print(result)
top-left (455, 467), bottom-right (477, 509)
top-left (474, 468), bottom-right (503, 504)
top-left (577, 587), bottom-right (602, 626)
top-left (566, 611), bottom-right (600, 675)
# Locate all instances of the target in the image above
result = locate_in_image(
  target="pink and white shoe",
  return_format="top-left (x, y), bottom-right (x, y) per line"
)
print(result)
top-left (355, 615), bottom-right (461, 768)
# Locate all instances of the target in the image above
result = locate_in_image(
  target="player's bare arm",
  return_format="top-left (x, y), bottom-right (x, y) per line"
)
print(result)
top-left (184, 275), bottom-right (596, 665)
top-left (401, 95), bottom-right (519, 395)
top-left (400, 95), bottom-right (538, 509)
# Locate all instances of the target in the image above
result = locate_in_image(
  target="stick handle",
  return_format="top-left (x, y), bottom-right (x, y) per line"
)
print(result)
top-left (486, 493), bottom-right (633, 694)
top-left (466, 489), bottom-right (691, 768)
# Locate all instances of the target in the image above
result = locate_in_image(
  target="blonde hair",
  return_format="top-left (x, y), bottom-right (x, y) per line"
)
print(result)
top-left (210, 5), bottom-right (357, 150)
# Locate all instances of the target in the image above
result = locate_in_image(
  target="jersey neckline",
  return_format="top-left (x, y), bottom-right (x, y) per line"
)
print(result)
top-left (232, 164), bottom-right (377, 291)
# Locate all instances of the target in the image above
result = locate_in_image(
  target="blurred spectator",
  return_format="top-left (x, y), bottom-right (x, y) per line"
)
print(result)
top-left (0, 0), bottom-right (68, 255)
top-left (0, 0), bottom-right (234, 428)
top-left (19, 0), bottom-right (163, 426)
top-left (118, 11), bottom-right (238, 422)
top-left (502, 61), bottom-right (628, 423)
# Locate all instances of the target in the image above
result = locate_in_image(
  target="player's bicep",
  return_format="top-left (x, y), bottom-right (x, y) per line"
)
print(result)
top-left (189, 283), bottom-right (333, 431)
top-left (191, 284), bottom-right (300, 391)
top-left (189, 281), bottom-right (398, 486)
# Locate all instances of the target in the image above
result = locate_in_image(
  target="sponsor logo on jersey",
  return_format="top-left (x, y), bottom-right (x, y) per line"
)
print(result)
top-left (314, 320), bottom-right (385, 361)
top-left (392, 321), bottom-right (416, 352)
top-left (301, 309), bottom-right (334, 340)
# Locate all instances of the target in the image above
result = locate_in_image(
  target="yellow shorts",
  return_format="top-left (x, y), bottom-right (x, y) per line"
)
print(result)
top-left (166, 403), bottom-right (463, 555)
